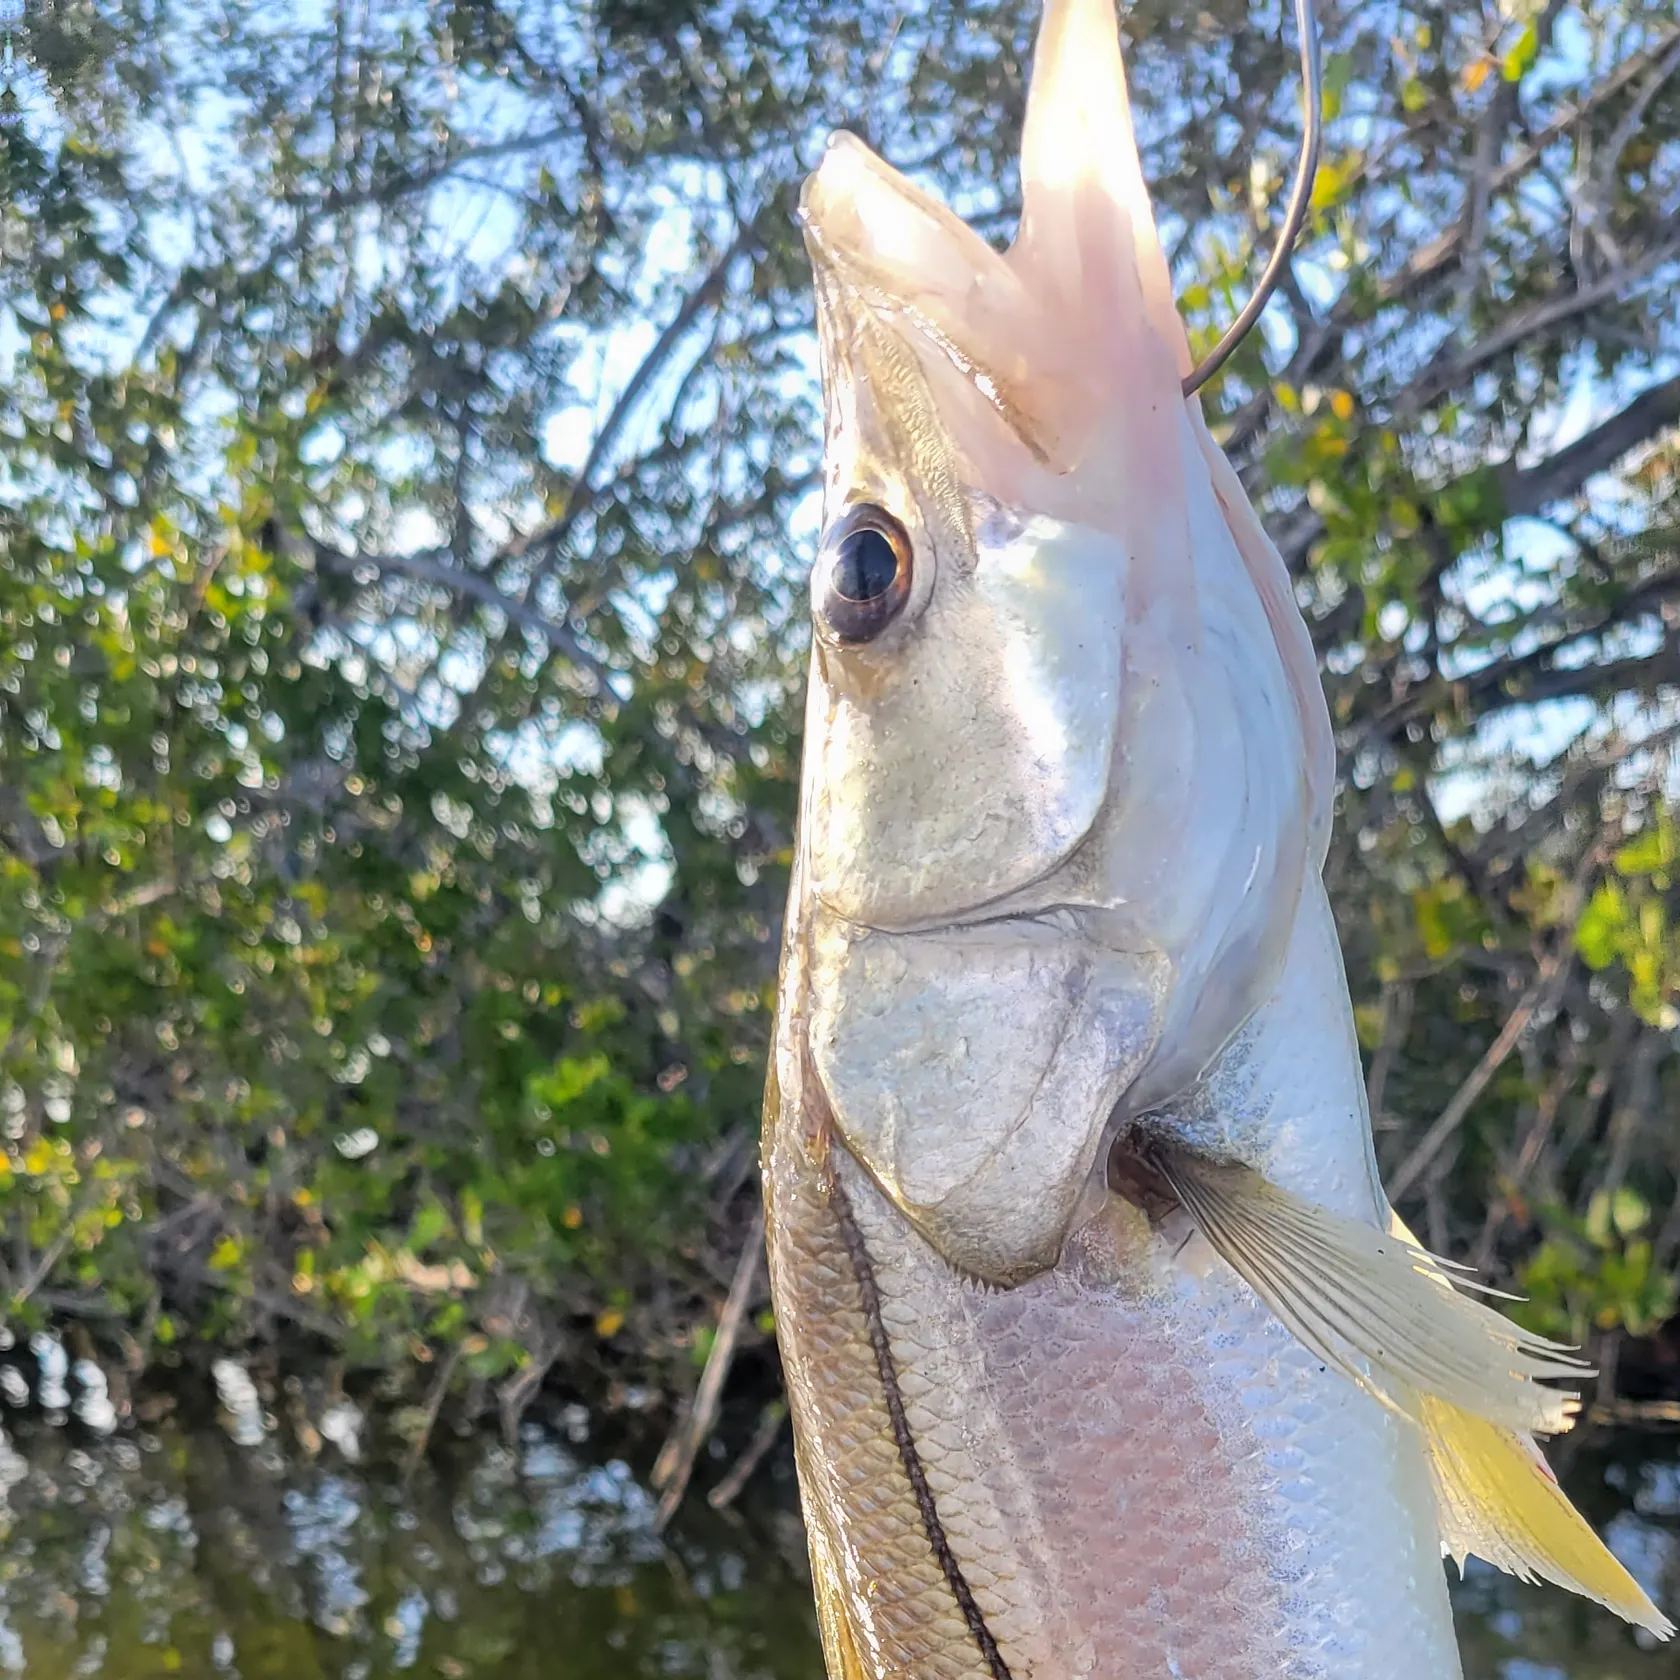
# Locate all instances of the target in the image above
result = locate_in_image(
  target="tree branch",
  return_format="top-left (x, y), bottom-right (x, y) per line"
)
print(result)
top-left (305, 537), bottom-right (619, 694)
top-left (1498, 372), bottom-right (1680, 518)
top-left (509, 215), bottom-right (767, 608)
top-left (1401, 235), bottom-right (1680, 414)
top-left (1224, 21), bottom-right (1680, 468)
top-left (1283, 373), bottom-right (1680, 572)
top-left (1390, 926), bottom-right (1583, 1203)
top-left (1372, 24), bottom-right (1680, 317)
top-left (650, 1207), bottom-right (765, 1531)
top-left (434, 212), bottom-right (773, 731)
top-left (138, 123), bottom-right (578, 362)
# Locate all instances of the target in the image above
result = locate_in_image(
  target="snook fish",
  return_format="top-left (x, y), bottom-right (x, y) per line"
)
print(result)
top-left (760, 1), bottom-right (1674, 1675)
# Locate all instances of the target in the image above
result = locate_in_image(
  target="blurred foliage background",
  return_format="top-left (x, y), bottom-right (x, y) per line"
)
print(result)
top-left (1, 0), bottom-right (1678, 1441)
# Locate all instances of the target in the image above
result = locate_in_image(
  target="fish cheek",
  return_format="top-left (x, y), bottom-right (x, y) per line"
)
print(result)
top-left (808, 910), bottom-right (1166, 1286)
top-left (809, 519), bottom-right (1128, 930)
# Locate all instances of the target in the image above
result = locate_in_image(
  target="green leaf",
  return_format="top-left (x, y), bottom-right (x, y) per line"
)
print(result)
top-left (1322, 51), bottom-right (1354, 122)
top-left (1585, 1189), bottom-right (1613, 1249)
top-left (1614, 825), bottom-right (1672, 876)
top-left (1576, 885), bottom-right (1627, 971)
top-left (1610, 1187), bottom-right (1650, 1239)
top-left (1502, 21), bottom-right (1540, 82)
top-left (407, 1196), bottom-right (451, 1253)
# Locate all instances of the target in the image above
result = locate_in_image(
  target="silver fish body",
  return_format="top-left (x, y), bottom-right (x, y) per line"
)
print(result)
top-left (767, 869), bottom-right (1461, 1680)
top-left (763, 2), bottom-right (1670, 1674)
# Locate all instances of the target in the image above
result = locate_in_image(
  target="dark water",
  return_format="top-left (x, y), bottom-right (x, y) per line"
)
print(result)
top-left (0, 1408), bottom-right (1672, 1679)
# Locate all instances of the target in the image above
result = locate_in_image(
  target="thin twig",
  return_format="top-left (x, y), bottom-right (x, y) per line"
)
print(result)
top-left (306, 536), bottom-right (619, 694)
top-left (707, 1400), bottom-right (786, 1511)
top-left (1389, 948), bottom-right (1574, 1203)
top-left (402, 1343), bottom-right (463, 1481)
top-left (1588, 1397), bottom-right (1680, 1429)
top-left (1374, 22), bottom-right (1680, 315)
top-left (1364, 979), bottom-right (1414, 1128)
top-left (496, 1314), bottom-right (569, 1445)
top-left (513, 218), bottom-right (765, 610)
top-left (1470, 1029), bottom-right (1582, 1274)
top-left (439, 216), bottom-right (768, 727)
top-left (5, 1228), bottom-right (74, 1316)
top-left (1585, 33), bottom-right (1680, 264)
top-left (1400, 234), bottom-right (1680, 414)
top-left (652, 1207), bottom-right (765, 1532)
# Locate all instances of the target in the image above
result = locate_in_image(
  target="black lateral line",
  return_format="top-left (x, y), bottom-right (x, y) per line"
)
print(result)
top-left (825, 1149), bottom-right (1015, 1680)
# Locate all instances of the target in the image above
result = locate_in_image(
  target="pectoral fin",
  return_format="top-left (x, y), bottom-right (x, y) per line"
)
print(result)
top-left (1155, 1149), bottom-right (1673, 1636)
top-left (1412, 1388), bottom-right (1673, 1636)
top-left (1155, 1151), bottom-right (1585, 1435)
top-left (1387, 1214), bottom-right (1674, 1639)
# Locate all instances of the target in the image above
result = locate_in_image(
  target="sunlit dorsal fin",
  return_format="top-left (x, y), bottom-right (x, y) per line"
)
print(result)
top-left (1382, 1215), bottom-right (1675, 1639)
top-left (1153, 1150), bottom-right (1586, 1436)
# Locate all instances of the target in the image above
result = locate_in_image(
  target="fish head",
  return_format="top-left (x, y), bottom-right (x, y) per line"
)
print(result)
top-left (792, 0), bottom-right (1335, 1285)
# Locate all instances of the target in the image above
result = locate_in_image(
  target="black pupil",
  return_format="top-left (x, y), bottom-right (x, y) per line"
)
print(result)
top-left (833, 527), bottom-right (899, 602)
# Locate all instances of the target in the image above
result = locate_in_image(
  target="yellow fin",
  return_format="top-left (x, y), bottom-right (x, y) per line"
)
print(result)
top-left (1415, 1392), bottom-right (1673, 1636)
top-left (1156, 1152), bottom-right (1587, 1436)
top-left (1384, 1213), bottom-right (1674, 1638)
top-left (1159, 1152), bottom-right (1671, 1634)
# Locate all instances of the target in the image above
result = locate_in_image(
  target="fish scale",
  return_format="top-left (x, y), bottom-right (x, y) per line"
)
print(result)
top-left (838, 1146), bottom-right (1460, 1680)
top-left (766, 1111), bottom-right (993, 1680)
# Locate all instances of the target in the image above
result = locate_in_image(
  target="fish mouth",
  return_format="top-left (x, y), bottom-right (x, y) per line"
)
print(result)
top-left (801, 180), bottom-right (1063, 475)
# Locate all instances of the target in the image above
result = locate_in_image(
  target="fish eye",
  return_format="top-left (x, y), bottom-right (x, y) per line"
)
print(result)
top-left (814, 504), bottom-right (913, 645)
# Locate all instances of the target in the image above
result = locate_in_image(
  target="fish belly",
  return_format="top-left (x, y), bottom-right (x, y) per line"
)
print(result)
top-left (768, 1128), bottom-right (1462, 1680)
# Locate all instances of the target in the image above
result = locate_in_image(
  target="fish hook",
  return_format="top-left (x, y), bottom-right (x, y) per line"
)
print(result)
top-left (1181, 0), bottom-right (1323, 398)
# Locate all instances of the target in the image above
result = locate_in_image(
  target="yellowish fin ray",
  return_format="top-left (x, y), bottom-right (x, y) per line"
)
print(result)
top-left (1158, 1152), bottom-right (1584, 1436)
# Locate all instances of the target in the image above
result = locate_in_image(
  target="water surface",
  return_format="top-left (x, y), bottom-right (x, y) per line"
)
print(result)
top-left (0, 1411), bottom-right (1672, 1678)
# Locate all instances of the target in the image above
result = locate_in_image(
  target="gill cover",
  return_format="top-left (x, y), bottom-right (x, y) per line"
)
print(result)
top-left (799, 0), bottom-right (1335, 1281)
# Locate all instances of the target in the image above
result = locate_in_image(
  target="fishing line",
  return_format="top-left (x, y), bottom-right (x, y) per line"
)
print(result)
top-left (1181, 0), bottom-right (1323, 397)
